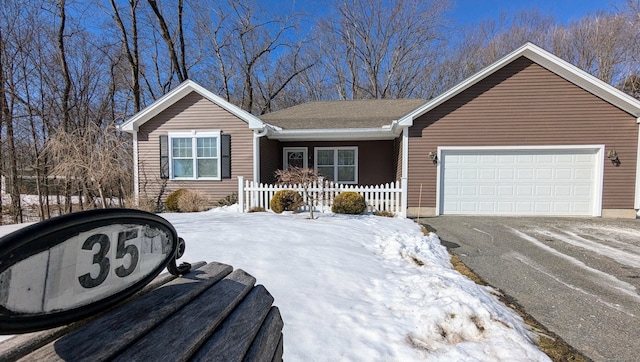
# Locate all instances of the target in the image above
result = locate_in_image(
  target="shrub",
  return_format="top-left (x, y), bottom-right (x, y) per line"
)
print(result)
top-left (177, 190), bottom-right (209, 212)
top-left (125, 195), bottom-right (157, 213)
top-left (248, 206), bottom-right (266, 213)
top-left (374, 209), bottom-right (396, 218)
top-left (270, 190), bottom-right (304, 214)
top-left (218, 192), bottom-right (238, 206)
top-left (332, 192), bottom-right (366, 214)
top-left (166, 189), bottom-right (188, 212)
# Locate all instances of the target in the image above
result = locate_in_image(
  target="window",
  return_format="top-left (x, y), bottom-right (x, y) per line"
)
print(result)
top-left (314, 147), bottom-right (358, 183)
top-left (169, 131), bottom-right (220, 180)
top-left (283, 147), bottom-right (308, 170)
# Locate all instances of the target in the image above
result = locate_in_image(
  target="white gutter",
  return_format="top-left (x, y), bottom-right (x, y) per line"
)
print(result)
top-left (269, 127), bottom-right (401, 141)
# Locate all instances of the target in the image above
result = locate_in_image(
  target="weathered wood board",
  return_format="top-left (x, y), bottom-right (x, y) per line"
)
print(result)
top-left (0, 262), bottom-right (283, 362)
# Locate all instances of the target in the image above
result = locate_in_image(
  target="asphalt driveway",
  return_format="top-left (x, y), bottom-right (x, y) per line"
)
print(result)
top-left (420, 216), bottom-right (640, 362)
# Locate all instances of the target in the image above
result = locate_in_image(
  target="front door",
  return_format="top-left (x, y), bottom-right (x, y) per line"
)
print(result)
top-left (283, 147), bottom-right (308, 170)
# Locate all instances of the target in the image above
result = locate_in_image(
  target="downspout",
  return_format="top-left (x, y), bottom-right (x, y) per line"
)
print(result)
top-left (253, 126), bottom-right (270, 184)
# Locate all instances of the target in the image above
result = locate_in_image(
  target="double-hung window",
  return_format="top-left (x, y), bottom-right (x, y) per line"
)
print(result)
top-left (315, 147), bottom-right (358, 183)
top-left (169, 131), bottom-right (220, 180)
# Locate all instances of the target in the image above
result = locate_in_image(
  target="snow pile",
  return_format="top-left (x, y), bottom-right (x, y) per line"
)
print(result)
top-left (164, 209), bottom-right (549, 361)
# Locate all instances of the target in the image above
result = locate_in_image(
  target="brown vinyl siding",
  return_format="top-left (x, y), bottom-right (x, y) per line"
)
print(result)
top-left (279, 140), bottom-right (396, 185)
top-left (260, 137), bottom-right (280, 184)
top-left (137, 91), bottom-right (254, 204)
top-left (408, 57), bottom-right (638, 210)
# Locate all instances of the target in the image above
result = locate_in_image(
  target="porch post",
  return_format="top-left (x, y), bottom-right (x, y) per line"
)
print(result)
top-left (401, 178), bottom-right (408, 218)
top-left (238, 176), bottom-right (245, 213)
top-left (132, 131), bottom-right (139, 205)
top-left (635, 123), bottom-right (640, 211)
top-left (401, 127), bottom-right (409, 217)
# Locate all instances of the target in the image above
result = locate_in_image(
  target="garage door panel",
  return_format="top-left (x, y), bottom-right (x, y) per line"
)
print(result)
top-left (575, 169), bottom-right (592, 179)
top-left (536, 169), bottom-right (553, 179)
top-left (534, 202), bottom-right (552, 213)
top-left (573, 202), bottom-right (591, 213)
top-left (555, 169), bottom-right (572, 179)
top-left (498, 169), bottom-right (514, 179)
top-left (479, 186), bottom-right (495, 195)
top-left (498, 155), bottom-right (515, 163)
top-left (462, 155), bottom-right (478, 163)
top-left (554, 185), bottom-right (571, 196)
top-left (516, 185), bottom-right (533, 195)
top-left (536, 154), bottom-right (553, 162)
top-left (556, 154), bottom-right (573, 162)
top-left (480, 155), bottom-right (497, 163)
top-left (535, 185), bottom-right (552, 196)
top-left (441, 148), bottom-right (598, 216)
top-left (479, 169), bottom-right (496, 180)
top-left (553, 202), bottom-right (571, 212)
top-left (498, 185), bottom-right (514, 196)
top-left (462, 169), bottom-right (477, 179)
top-left (461, 186), bottom-right (477, 195)
top-left (574, 185), bottom-right (591, 196)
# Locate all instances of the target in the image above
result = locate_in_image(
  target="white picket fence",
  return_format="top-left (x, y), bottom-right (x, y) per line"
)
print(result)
top-left (237, 176), bottom-right (405, 216)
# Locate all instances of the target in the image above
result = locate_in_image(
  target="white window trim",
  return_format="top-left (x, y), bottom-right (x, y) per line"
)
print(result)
top-left (314, 146), bottom-right (358, 184)
top-left (283, 147), bottom-right (308, 170)
top-left (168, 130), bottom-right (221, 180)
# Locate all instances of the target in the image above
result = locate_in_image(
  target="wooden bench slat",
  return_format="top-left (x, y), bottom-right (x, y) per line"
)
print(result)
top-left (112, 269), bottom-right (256, 362)
top-left (271, 334), bottom-right (284, 362)
top-left (191, 285), bottom-right (275, 362)
top-left (20, 262), bottom-right (232, 361)
top-left (243, 306), bottom-right (284, 362)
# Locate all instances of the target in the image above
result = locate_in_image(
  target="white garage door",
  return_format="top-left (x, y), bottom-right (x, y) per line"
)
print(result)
top-left (440, 147), bottom-right (602, 216)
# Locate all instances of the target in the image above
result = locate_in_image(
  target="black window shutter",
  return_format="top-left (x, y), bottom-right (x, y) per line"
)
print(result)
top-left (159, 135), bottom-right (169, 179)
top-left (221, 134), bottom-right (231, 179)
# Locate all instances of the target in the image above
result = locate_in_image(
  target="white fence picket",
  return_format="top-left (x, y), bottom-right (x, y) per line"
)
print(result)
top-left (239, 178), bottom-right (403, 216)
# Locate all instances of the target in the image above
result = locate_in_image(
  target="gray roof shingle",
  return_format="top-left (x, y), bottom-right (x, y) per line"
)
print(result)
top-left (259, 99), bottom-right (426, 129)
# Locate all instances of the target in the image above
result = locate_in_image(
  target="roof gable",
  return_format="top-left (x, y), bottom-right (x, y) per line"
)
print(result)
top-left (120, 80), bottom-right (265, 132)
top-left (399, 42), bottom-right (640, 126)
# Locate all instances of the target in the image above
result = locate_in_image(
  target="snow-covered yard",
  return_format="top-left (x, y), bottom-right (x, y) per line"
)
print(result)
top-left (165, 207), bottom-right (549, 361)
top-left (0, 207), bottom-right (550, 361)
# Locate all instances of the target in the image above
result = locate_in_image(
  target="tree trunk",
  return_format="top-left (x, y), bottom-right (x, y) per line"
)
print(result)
top-left (110, 0), bottom-right (142, 112)
top-left (57, 0), bottom-right (73, 213)
top-left (5, 109), bottom-right (22, 223)
top-left (147, 0), bottom-right (187, 82)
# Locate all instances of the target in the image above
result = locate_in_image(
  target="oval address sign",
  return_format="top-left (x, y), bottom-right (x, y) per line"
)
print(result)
top-left (0, 208), bottom-right (190, 334)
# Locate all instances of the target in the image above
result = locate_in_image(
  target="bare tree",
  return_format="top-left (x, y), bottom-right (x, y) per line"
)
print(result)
top-left (0, 6), bottom-right (24, 223)
top-left (274, 167), bottom-right (321, 219)
top-left (551, 12), bottom-right (636, 85)
top-left (147, 0), bottom-right (188, 82)
top-left (110, 0), bottom-right (142, 112)
top-left (317, 0), bottom-right (450, 100)
top-left (194, 0), bottom-right (313, 113)
top-left (45, 123), bottom-right (132, 209)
